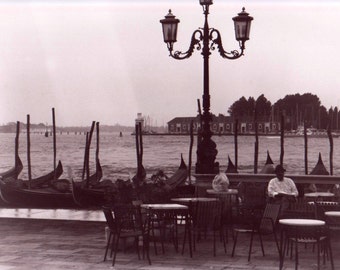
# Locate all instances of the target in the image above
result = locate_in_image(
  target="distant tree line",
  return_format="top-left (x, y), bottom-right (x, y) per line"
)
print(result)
top-left (228, 93), bottom-right (338, 131)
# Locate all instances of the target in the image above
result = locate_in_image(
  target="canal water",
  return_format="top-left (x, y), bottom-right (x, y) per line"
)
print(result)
top-left (0, 132), bottom-right (339, 180)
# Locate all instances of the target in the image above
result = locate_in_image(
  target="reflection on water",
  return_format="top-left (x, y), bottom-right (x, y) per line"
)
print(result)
top-left (0, 132), bottom-right (339, 179)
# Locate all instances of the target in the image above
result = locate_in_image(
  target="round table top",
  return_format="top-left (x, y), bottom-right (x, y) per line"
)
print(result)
top-left (279, 219), bottom-right (325, 226)
top-left (304, 192), bottom-right (335, 198)
top-left (171, 197), bottom-right (218, 203)
top-left (325, 211), bottom-right (340, 217)
top-left (206, 189), bottom-right (238, 195)
top-left (141, 203), bottom-right (188, 210)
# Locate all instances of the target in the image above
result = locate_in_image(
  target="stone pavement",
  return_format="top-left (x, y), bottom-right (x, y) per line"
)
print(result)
top-left (0, 216), bottom-right (339, 270)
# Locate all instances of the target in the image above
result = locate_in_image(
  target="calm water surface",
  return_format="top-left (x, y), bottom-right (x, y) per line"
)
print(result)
top-left (0, 132), bottom-right (340, 180)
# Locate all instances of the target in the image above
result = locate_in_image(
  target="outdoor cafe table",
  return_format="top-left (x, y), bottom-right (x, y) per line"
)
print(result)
top-left (141, 203), bottom-right (192, 257)
top-left (325, 211), bottom-right (340, 217)
top-left (325, 211), bottom-right (340, 229)
top-left (278, 219), bottom-right (326, 270)
top-left (171, 197), bottom-right (218, 204)
top-left (304, 192), bottom-right (335, 201)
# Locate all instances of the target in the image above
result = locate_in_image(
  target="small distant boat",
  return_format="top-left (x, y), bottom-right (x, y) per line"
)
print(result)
top-left (285, 126), bottom-right (339, 138)
top-left (119, 131), bottom-right (123, 137)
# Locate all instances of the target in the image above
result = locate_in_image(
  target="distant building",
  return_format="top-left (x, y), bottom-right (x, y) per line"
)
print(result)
top-left (167, 114), bottom-right (281, 135)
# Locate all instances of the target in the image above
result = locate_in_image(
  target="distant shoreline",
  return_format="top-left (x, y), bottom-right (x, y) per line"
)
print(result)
top-left (130, 132), bottom-right (339, 138)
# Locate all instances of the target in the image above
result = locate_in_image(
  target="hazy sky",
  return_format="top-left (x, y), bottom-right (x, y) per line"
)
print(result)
top-left (1, 0), bottom-right (340, 126)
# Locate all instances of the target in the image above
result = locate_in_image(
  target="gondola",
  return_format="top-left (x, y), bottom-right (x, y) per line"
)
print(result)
top-left (22, 160), bottom-right (64, 188)
top-left (164, 154), bottom-right (188, 188)
top-left (259, 151), bottom-right (275, 174)
top-left (0, 155), bottom-right (23, 181)
top-left (72, 155), bottom-right (188, 208)
top-left (71, 159), bottom-right (108, 207)
top-left (0, 178), bottom-right (76, 208)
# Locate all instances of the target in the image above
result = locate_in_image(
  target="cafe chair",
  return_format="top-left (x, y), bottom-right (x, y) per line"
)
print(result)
top-left (102, 206), bottom-right (116, 262)
top-left (314, 201), bottom-right (340, 228)
top-left (103, 204), bottom-right (151, 266)
top-left (282, 197), bottom-right (315, 219)
top-left (190, 200), bottom-right (226, 256)
top-left (231, 203), bottom-right (281, 261)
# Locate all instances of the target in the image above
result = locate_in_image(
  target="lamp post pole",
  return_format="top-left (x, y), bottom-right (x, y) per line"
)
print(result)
top-left (160, 1), bottom-right (253, 174)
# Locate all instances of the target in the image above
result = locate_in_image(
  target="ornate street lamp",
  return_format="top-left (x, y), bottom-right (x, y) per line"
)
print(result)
top-left (160, 1), bottom-right (253, 174)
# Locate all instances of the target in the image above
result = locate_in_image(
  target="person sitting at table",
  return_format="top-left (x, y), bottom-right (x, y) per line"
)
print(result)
top-left (267, 165), bottom-right (298, 209)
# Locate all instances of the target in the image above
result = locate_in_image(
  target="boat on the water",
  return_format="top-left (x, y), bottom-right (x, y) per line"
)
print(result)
top-left (72, 159), bottom-right (106, 207)
top-left (19, 160), bottom-right (64, 189)
top-left (285, 126), bottom-right (339, 138)
top-left (72, 155), bottom-right (188, 208)
top-left (0, 155), bottom-right (23, 181)
top-left (0, 177), bottom-right (76, 208)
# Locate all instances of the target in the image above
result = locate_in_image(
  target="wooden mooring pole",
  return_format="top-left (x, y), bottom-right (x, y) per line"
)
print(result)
top-left (52, 108), bottom-right (57, 181)
top-left (280, 115), bottom-right (284, 166)
top-left (27, 115), bottom-right (32, 188)
top-left (304, 121), bottom-right (308, 174)
top-left (85, 121), bottom-right (96, 188)
top-left (188, 120), bottom-right (194, 184)
top-left (327, 122), bottom-right (334, 175)
top-left (15, 121), bottom-right (20, 168)
top-left (234, 119), bottom-right (238, 170)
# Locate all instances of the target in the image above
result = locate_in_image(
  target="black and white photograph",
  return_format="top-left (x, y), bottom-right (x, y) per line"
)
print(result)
top-left (0, 0), bottom-right (340, 269)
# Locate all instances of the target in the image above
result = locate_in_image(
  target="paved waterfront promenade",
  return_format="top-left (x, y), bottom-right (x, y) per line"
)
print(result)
top-left (0, 209), bottom-right (339, 270)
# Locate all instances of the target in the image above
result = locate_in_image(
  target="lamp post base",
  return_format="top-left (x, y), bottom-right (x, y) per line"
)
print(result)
top-left (195, 137), bottom-right (219, 174)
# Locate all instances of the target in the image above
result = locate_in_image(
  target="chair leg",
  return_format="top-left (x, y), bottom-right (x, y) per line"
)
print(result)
top-left (221, 228), bottom-right (227, 254)
top-left (258, 232), bottom-right (265, 257)
top-left (231, 231), bottom-right (238, 257)
top-left (317, 241), bottom-right (320, 270)
top-left (143, 234), bottom-right (151, 265)
top-left (327, 239), bottom-right (334, 270)
top-left (213, 230), bottom-right (216, 257)
top-left (135, 237), bottom-right (141, 260)
top-left (151, 223), bottom-right (158, 255)
top-left (110, 234), bottom-right (116, 258)
top-left (295, 239), bottom-right (298, 270)
top-left (248, 231), bottom-right (254, 261)
top-left (104, 232), bottom-right (112, 261)
top-left (112, 233), bottom-right (121, 266)
top-left (273, 231), bottom-right (280, 255)
top-left (182, 223), bottom-right (187, 255)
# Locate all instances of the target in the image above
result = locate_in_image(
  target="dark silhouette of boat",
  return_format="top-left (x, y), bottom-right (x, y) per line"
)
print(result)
top-left (0, 178), bottom-right (76, 208)
top-left (71, 159), bottom-right (106, 208)
top-left (21, 160), bottom-right (64, 189)
top-left (225, 155), bottom-right (238, 173)
top-left (310, 153), bottom-right (329, 176)
top-left (260, 151), bottom-right (275, 174)
top-left (165, 154), bottom-right (188, 188)
top-left (72, 155), bottom-right (188, 208)
top-left (0, 155), bottom-right (23, 181)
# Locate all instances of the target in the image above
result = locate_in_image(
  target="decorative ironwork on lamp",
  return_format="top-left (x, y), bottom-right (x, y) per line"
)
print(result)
top-left (160, 2), bottom-right (253, 174)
